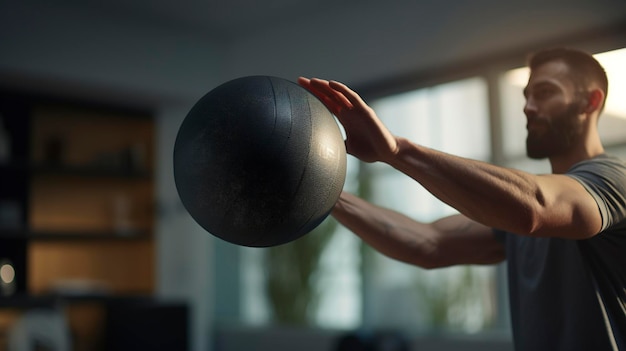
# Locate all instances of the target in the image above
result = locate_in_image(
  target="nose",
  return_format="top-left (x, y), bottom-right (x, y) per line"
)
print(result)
top-left (523, 98), bottom-right (537, 117)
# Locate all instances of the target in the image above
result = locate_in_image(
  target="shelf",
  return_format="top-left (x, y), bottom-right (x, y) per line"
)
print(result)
top-left (1, 92), bottom-right (156, 300)
top-left (0, 229), bottom-right (151, 241)
top-left (1, 163), bottom-right (151, 179)
top-left (32, 164), bottom-right (151, 179)
top-left (29, 229), bottom-right (151, 241)
top-left (0, 293), bottom-right (156, 309)
top-left (0, 294), bottom-right (58, 309)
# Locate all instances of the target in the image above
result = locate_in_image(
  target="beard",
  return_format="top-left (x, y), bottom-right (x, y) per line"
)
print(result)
top-left (526, 102), bottom-right (584, 159)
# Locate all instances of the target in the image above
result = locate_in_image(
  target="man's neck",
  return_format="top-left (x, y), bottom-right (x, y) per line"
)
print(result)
top-left (549, 141), bottom-right (605, 174)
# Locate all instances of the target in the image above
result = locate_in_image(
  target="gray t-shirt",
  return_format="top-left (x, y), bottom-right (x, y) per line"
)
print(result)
top-left (495, 154), bottom-right (626, 351)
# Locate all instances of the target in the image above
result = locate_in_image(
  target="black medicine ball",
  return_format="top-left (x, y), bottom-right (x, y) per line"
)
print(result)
top-left (173, 76), bottom-right (347, 247)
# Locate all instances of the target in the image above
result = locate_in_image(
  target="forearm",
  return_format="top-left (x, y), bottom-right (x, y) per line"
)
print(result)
top-left (332, 192), bottom-right (440, 267)
top-left (332, 192), bottom-right (505, 267)
top-left (388, 137), bottom-right (544, 235)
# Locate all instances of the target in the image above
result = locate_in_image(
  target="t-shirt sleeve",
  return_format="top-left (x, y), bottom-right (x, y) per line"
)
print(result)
top-left (567, 156), bottom-right (626, 232)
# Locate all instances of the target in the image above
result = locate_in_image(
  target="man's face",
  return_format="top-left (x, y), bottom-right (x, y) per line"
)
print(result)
top-left (523, 60), bottom-right (584, 159)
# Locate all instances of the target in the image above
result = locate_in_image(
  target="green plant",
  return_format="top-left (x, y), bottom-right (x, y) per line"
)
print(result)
top-left (265, 217), bottom-right (337, 325)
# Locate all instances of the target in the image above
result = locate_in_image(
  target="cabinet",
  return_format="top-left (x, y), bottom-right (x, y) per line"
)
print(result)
top-left (0, 92), bottom-right (155, 298)
top-left (0, 92), bottom-right (191, 351)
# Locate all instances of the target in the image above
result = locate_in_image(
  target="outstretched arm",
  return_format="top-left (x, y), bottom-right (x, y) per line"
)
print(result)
top-left (300, 77), bottom-right (602, 239)
top-left (390, 140), bottom-right (601, 239)
top-left (333, 192), bottom-right (505, 268)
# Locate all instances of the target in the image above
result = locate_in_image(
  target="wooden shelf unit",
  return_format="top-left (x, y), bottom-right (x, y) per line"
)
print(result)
top-left (0, 92), bottom-right (156, 297)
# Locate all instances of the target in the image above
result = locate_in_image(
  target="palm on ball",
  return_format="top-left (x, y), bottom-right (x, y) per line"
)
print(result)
top-left (298, 77), bottom-right (398, 163)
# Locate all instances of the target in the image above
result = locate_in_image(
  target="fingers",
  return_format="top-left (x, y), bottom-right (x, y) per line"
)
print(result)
top-left (310, 78), bottom-right (353, 108)
top-left (297, 77), bottom-right (312, 89)
top-left (298, 77), bottom-right (354, 113)
top-left (327, 80), bottom-right (368, 109)
top-left (298, 77), bottom-right (337, 112)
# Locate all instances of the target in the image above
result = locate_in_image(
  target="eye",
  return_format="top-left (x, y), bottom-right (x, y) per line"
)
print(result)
top-left (534, 87), bottom-right (556, 100)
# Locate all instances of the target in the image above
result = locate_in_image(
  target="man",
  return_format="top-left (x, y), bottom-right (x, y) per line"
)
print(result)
top-left (299, 48), bottom-right (626, 350)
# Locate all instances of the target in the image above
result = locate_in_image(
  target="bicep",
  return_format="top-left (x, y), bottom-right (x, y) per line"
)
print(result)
top-left (532, 174), bottom-right (602, 239)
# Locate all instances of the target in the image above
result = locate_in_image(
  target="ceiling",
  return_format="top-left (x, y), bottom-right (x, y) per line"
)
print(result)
top-left (57, 0), bottom-right (348, 39)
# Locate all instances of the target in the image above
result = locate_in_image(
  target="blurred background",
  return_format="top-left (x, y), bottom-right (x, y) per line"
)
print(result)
top-left (0, 0), bottom-right (625, 350)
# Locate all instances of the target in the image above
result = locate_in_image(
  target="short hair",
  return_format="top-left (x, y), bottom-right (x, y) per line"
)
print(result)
top-left (528, 47), bottom-right (609, 109)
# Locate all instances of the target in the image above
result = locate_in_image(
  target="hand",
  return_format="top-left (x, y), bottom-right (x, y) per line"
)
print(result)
top-left (298, 77), bottom-right (399, 163)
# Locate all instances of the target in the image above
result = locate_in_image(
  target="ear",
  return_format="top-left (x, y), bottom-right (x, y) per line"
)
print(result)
top-left (581, 89), bottom-right (604, 114)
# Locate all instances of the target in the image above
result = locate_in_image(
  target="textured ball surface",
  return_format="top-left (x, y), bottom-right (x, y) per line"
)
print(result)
top-left (173, 76), bottom-right (347, 247)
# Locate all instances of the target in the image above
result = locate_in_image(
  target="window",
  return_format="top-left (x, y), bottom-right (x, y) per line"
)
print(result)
top-left (361, 78), bottom-right (499, 333)
top-left (239, 156), bottom-right (363, 329)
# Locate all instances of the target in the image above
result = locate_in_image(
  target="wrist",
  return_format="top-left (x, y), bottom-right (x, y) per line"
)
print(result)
top-left (387, 137), bottom-right (428, 172)
top-left (389, 136), bottom-right (414, 159)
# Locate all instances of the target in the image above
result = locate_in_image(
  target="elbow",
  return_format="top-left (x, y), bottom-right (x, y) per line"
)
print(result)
top-left (511, 203), bottom-right (545, 237)
top-left (512, 204), bottom-right (597, 239)
top-left (403, 256), bottom-right (445, 270)
top-left (405, 245), bottom-right (453, 270)
top-left (522, 213), bottom-right (543, 237)
top-left (418, 260), bottom-right (449, 270)
top-left (512, 186), bottom-right (552, 236)
top-left (392, 248), bottom-right (442, 270)
top-left (391, 237), bottom-right (446, 269)
top-left (523, 189), bottom-right (548, 236)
